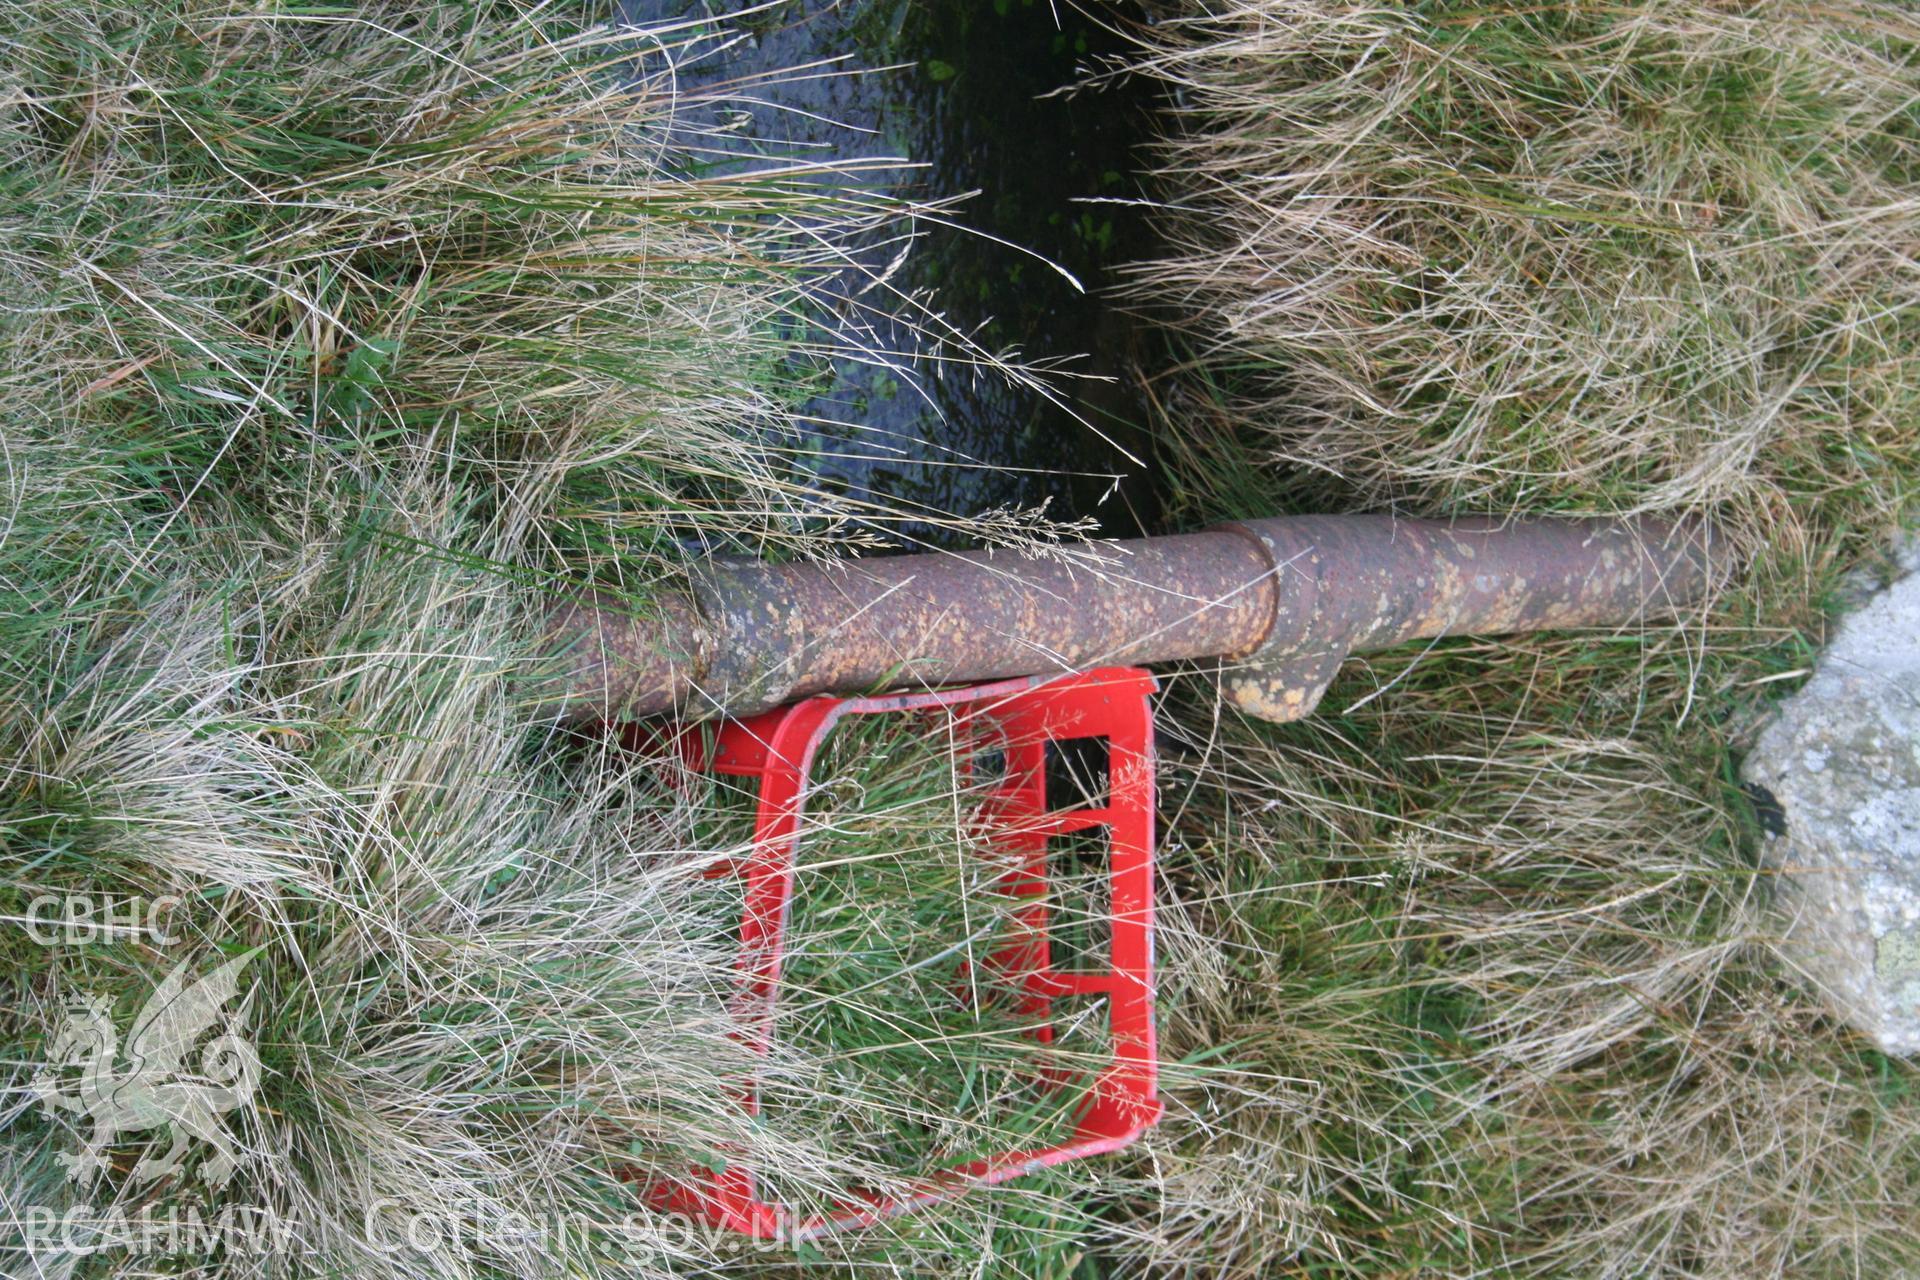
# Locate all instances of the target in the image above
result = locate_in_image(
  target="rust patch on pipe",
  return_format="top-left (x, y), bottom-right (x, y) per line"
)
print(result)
top-left (539, 589), bottom-right (709, 720)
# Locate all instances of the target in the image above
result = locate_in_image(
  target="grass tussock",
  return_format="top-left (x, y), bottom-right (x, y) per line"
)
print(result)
top-left (0, 0), bottom-right (986, 579)
top-left (1124, 691), bottom-right (1920, 1278)
top-left (1102, 4), bottom-right (1920, 1276)
top-left (0, 3), bottom-right (1054, 1275)
top-left (1128, 0), bottom-right (1920, 564)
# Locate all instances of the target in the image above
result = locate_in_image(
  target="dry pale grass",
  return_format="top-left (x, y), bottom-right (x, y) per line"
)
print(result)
top-left (1124, 0), bottom-right (1920, 565)
top-left (0, 3), bottom-right (1070, 1276)
top-left (1116, 670), bottom-right (1920, 1279)
top-left (1096, 3), bottom-right (1920, 1277)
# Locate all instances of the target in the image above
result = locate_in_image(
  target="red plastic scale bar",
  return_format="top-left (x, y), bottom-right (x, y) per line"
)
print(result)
top-left (643, 667), bottom-right (1162, 1239)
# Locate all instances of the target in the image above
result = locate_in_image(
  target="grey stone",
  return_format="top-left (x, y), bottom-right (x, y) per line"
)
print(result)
top-left (1742, 558), bottom-right (1920, 1056)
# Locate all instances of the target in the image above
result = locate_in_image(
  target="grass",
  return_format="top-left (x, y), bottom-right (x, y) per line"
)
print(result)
top-left (6, 1), bottom-right (1920, 1278)
top-left (1124, 1), bottom-right (1920, 556)
top-left (0, 2), bottom-right (1060, 1275)
top-left (1094, 2), bottom-right (1920, 1277)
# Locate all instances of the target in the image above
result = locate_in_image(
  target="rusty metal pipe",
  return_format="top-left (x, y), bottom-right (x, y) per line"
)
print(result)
top-left (544, 515), bottom-right (1718, 723)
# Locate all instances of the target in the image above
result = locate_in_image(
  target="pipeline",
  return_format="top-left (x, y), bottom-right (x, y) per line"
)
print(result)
top-left (544, 515), bottom-right (1718, 724)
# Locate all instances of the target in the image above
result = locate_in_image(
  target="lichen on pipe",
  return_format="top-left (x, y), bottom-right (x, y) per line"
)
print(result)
top-left (543, 515), bottom-right (1719, 724)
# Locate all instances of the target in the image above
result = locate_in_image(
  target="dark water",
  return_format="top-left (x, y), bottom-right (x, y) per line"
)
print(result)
top-left (624, 0), bottom-right (1158, 543)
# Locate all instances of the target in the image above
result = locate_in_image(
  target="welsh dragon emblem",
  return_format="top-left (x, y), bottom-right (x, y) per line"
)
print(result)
top-left (32, 947), bottom-right (263, 1188)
